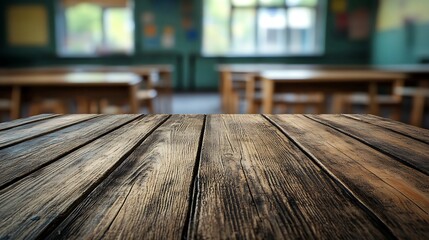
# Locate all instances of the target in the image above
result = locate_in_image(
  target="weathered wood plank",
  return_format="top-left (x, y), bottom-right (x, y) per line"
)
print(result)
top-left (309, 114), bottom-right (429, 175)
top-left (189, 115), bottom-right (390, 239)
top-left (0, 114), bottom-right (98, 149)
top-left (0, 114), bottom-right (141, 189)
top-left (343, 114), bottom-right (429, 144)
top-left (0, 114), bottom-right (169, 240)
top-left (267, 114), bottom-right (429, 239)
top-left (47, 115), bottom-right (204, 239)
top-left (0, 114), bottom-right (59, 131)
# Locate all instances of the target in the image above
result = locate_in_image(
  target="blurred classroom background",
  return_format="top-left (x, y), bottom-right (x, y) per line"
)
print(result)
top-left (0, 0), bottom-right (428, 128)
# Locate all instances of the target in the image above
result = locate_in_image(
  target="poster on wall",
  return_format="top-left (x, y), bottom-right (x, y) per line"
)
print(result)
top-left (7, 5), bottom-right (49, 46)
top-left (162, 26), bottom-right (175, 48)
top-left (348, 8), bottom-right (370, 40)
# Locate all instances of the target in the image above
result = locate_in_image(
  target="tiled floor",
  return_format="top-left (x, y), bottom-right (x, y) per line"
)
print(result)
top-left (171, 92), bottom-right (221, 114)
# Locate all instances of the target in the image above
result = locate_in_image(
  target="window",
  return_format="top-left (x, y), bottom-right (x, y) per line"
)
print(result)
top-left (58, 0), bottom-right (134, 56)
top-left (203, 0), bottom-right (325, 56)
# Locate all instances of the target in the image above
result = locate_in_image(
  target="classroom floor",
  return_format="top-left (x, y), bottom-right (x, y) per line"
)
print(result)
top-left (172, 92), bottom-right (221, 114)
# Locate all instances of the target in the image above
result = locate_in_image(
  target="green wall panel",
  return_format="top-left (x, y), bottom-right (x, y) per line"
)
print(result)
top-left (0, 0), bottom-right (376, 90)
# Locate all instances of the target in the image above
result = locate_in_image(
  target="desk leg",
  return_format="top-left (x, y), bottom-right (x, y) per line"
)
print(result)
top-left (219, 71), bottom-right (225, 112)
top-left (159, 70), bottom-right (173, 113)
top-left (318, 94), bottom-right (327, 114)
top-left (222, 71), bottom-right (233, 113)
top-left (410, 80), bottom-right (429, 127)
top-left (246, 74), bottom-right (256, 114)
top-left (129, 85), bottom-right (139, 114)
top-left (368, 82), bottom-right (379, 115)
top-left (332, 94), bottom-right (345, 114)
top-left (11, 86), bottom-right (21, 119)
top-left (262, 78), bottom-right (274, 114)
top-left (77, 97), bottom-right (90, 114)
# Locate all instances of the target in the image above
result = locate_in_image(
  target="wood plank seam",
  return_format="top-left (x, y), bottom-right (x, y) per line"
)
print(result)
top-left (182, 115), bottom-right (207, 239)
top-left (0, 115), bottom-right (100, 150)
top-left (305, 115), bottom-right (429, 176)
top-left (0, 114), bottom-right (60, 131)
top-left (99, 172), bottom-right (139, 239)
top-left (0, 114), bottom-right (143, 190)
top-left (342, 114), bottom-right (429, 145)
top-left (262, 114), bottom-right (397, 239)
top-left (35, 115), bottom-right (172, 239)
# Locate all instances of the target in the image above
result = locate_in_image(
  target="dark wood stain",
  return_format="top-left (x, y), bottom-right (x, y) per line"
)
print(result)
top-left (266, 114), bottom-right (429, 239)
top-left (0, 114), bottom-right (98, 149)
top-left (189, 115), bottom-right (390, 239)
top-left (344, 114), bottom-right (429, 144)
top-left (0, 114), bottom-right (141, 189)
top-left (0, 114), bottom-right (427, 239)
top-left (0, 115), bottom-right (169, 239)
top-left (0, 114), bottom-right (59, 131)
top-left (308, 114), bottom-right (429, 175)
top-left (46, 115), bottom-right (204, 239)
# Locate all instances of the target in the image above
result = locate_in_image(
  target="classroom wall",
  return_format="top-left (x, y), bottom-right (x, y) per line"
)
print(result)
top-left (0, 0), bottom-right (376, 90)
top-left (371, 0), bottom-right (429, 65)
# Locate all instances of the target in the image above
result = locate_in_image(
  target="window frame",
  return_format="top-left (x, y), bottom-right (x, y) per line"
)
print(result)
top-left (202, 0), bottom-right (327, 57)
top-left (56, 0), bottom-right (135, 57)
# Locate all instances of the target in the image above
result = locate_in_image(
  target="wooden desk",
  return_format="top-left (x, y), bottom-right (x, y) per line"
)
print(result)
top-left (373, 65), bottom-right (429, 127)
top-left (0, 64), bottom-right (174, 114)
top-left (217, 64), bottom-right (371, 113)
top-left (0, 72), bottom-right (141, 119)
top-left (0, 114), bottom-right (427, 239)
top-left (217, 64), bottom-right (311, 113)
top-left (259, 70), bottom-right (406, 114)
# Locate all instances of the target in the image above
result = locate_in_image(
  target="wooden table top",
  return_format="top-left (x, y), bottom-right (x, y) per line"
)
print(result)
top-left (0, 114), bottom-right (427, 239)
top-left (0, 64), bottom-right (174, 75)
top-left (260, 69), bottom-right (406, 82)
top-left (0, 72), bottom-right (141, 86)
top-left (216, 63), bottom-right (429, 74)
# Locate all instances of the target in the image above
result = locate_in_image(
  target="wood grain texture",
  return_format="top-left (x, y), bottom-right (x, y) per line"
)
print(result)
top-left (0, 114), bottom-right (97, 149)
top-left (0, 115), bottom-right (169, 240)
top-left (308, 114), bottom-right (429, 175)
top-left (266, 114), bottom-right (429, 239)
top-left (46, 115), bottom-right (204, 239)
top-left (0, 114), bottom-right (140, 189)
top-left (0, 114), bottom-right (59, 131)
top-left (344, 114), bottom-right (429, 144)
top-left (189, 114), bottom-right (390, 239)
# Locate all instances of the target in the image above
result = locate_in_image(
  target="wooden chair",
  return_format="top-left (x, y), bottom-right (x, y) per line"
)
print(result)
top-left (224, 73), bottom-right (325, 114)
top-left (341, 79), bottom-right (404, 120)
top-left (0, 99), bottom-right (12, 121)
top-left (253, 93), bottom-right (326, 114)
top-left (99, 74), bottom-right (158, 114)
top-left (397, 81), bottom-right (429, 127)
top-left (29, 99), bottom-right (68, 116)
top-left (245, 74), bottom-right (326, 114)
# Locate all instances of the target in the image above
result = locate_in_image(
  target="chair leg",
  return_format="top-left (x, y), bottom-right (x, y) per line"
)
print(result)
top-left (29, 102), bottom-right (41, 116)
top-left (254, 101), bottom-right (261, 113)
top-left (53, 102), bottom-right (68, 114)
top-left (277, 104), bottom-right (288, 114)
top-left (332, 94), bottom-right (346, 114)
top-left (147, 99), bottom-right (155, 114)
top-left (231, 91), bottom-right (240, 113)
top-left (29, 98), bottom-right (43, 116)
top-left (89, 100), bottom-right (99, 114)
top-left (294, 104), bottom-right (305, 114)
top-left (390, 105), bottom-right (401, 121)
top-left (316, 102), bottom-right (325, 114)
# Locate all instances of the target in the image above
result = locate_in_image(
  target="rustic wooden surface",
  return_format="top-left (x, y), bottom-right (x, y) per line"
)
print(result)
top-left (0, 114), bottom-right (427, 239)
